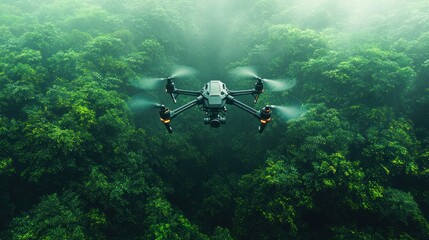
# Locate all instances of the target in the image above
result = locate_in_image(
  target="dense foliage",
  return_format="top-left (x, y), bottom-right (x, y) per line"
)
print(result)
top-left (1, 0), bottom-right (429, 239)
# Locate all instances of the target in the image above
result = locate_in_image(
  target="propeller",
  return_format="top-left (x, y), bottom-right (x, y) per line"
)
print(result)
top-left (128, 95), bottom-right (163, 112)
top-left (268, 104), bottom-right (305, 120)
top-left (170, 65), bottom-right (198, 79)
top-left (131, 77), bottom-right (164, 90)
top-left (231, 66), bottom-right (259, 79)
top-left (231, 66), bottom-right (296, 92)
top-left (131, 65), bottom-right (198, 90)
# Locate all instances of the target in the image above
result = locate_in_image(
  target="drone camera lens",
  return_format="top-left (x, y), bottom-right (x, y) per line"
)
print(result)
top-left (204, 116), bottom-right (226, 128)
top-left (210, 119), bottom-right (221, 128)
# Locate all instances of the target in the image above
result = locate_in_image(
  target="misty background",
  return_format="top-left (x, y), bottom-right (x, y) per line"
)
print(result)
top-left (1, 0), bottom-right (429, 239)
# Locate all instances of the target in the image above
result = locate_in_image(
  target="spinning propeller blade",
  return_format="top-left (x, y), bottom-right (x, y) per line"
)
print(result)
top-left (231, 66), bottom-right (259, 79)
top-left (131, 65), bottom-right (198, 90)
top-left (231, 66), bottom-right (296, 91)
top-left (128, 96), bottom-right (163, 112)
top-left (170, 65), bottom-right (198, 79)
top-left (269, 104), bottom-right (304, 120)
top-left (261, 78), bottom-right (296, 92)
top-left (131, 77), bottom-right (164, 90)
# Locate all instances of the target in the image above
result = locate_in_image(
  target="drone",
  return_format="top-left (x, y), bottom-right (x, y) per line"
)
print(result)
top-left (131, 67), bottom-right (297, 133)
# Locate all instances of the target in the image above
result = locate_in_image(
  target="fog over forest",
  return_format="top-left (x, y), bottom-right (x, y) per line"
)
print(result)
top-left (1, 0), bottom-right (429, 239)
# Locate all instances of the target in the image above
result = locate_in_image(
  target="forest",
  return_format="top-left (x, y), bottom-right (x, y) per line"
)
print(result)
top-left (0, 0), bottom-right (429, 239)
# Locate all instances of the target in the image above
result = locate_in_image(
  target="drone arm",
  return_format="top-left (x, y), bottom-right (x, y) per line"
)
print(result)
top-left (229, 89), bottom-right (256, 96)
top-left (173, 89), bottom-right (202, 96)
top-left (226, 96), bottom-right (272, 133)
top-left (170, 96), bottom-right (203, 118)
top-left (159, 100), bottom-right (198, 133)
top-left (159, 96), bottom-right (202, 134)
top-left (167, 88), bottom-right (201, 103)
top-left (226, 96), bottom-right (260, 118)
top-left (165, 79), bottom-right (201, 103)
top-left (229, 80), bottom-right (264, 102)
